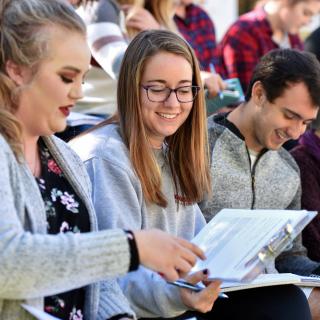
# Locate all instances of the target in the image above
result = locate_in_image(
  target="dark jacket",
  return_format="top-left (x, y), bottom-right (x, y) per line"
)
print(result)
top-left (291, 130), bottom-right (320, 262)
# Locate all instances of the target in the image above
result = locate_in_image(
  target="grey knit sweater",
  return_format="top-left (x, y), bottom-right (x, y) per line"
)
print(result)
top-left (70, 124), bottom-right (206, 318)
top-left (202, 113), bottom-right (320, 276)
top-left (0, 134), bottom-right (134, 319)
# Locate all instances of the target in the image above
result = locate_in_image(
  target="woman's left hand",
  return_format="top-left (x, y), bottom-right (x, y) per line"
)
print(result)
top-left (179, 270), bottom-right (221, 313)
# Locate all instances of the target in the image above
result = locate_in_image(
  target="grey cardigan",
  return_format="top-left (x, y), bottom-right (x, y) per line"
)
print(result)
top-left (0, 134), bottom-right (134, 319)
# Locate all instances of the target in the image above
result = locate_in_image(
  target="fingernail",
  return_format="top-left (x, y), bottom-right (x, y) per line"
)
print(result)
top-left (203, 269), bottom-right (208, 275)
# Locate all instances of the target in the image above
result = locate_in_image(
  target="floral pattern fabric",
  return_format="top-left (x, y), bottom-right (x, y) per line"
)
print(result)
top-left (35, 139), bottom-right (90, 320)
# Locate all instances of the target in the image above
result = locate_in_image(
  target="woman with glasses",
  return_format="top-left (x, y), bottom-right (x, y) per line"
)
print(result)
top-left (71, 29), bottom-right (221, 317)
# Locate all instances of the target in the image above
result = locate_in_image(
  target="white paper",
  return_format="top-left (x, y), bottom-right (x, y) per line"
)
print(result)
top-left (21, 304), bottom-right (61, 320)
top-left (221, 273), bottom-right (320, 292)
top-left (192, 209), bottom-right (316, 282)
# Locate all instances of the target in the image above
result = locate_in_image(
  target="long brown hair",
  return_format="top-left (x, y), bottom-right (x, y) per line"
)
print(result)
top-left (0, 0), bottom-right (86, 159)
top-left (95, 30), bottom-right (211, 207)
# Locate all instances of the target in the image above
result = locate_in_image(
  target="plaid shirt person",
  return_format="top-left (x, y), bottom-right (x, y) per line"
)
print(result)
top-left (217, 9), bottom-right (303, 92)
top-left (174, 4), bottom-right (219, 71)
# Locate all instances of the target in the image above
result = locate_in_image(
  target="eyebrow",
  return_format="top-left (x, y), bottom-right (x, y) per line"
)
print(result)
top-left (61, 66), bottom-right (90, 75)
top-left (145, 79), bottom-right (192, 85)
top-left (61, 66), bottom-right (81, 73)
top-left (284, 108), bottom-right (316, 122)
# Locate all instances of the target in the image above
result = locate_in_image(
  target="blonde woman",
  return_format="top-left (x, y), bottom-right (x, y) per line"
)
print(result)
top-left (0, 1), bottom-right (204, 319)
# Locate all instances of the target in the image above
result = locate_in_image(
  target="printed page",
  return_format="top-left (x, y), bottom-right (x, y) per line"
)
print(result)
top-left (192, 209), bottom-right (316, 282)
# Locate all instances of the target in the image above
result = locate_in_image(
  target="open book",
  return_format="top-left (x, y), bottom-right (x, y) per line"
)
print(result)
top-left (221, 273), bottom-right (320, 292)
top-left (191, 209), bottom-right (316, 282)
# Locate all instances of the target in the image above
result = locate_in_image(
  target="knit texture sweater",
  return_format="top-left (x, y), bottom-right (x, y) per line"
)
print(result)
top-left (202, 113), bottom-right (320, 276)
top-left (0, 134), bottom-right (133, 319)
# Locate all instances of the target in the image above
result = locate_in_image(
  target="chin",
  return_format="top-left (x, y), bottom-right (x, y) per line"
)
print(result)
top-left (268, 142), bottom-right (283, 151)
top-left (53, 122), bottom-right (68, 135)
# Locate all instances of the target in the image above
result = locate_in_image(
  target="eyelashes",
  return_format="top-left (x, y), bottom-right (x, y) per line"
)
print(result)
top-left (60, 75), bottom-right (86, 85)
top-left (60, 75), bottom-right (73, 84)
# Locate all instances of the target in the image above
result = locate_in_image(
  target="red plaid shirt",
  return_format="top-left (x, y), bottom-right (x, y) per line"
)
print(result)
top-left (217, 9), bottom-right (303, 92)
top-left (174, 4), bottom-right (219, 71)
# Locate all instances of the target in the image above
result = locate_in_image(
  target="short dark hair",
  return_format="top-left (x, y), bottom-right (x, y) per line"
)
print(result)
top-left (245, 49), bottom-right (320, 107)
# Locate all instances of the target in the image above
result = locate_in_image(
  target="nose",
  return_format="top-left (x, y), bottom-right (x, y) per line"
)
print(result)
top-left (287, 121), bottom-right (306, 140)
top-left (164, 90), bottom-right (180, 107)
top-left (69, 81), bottom-right (84, 101)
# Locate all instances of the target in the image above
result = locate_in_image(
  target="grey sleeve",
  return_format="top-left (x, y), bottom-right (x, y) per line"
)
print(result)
top-left (84, 156), bottom-right (187, 318)
top-left (97, 279), bottom-right (136, 320)
top-left (0, 144), bottom-right (131, 300)
top-left (119, 267), bottom-right (186, 318)
top-left (286, 180), bottom-right (302, 210)
top-left (275, 232), bottom-right (320, 275)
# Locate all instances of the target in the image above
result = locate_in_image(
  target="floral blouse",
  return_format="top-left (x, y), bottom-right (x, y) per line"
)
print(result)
top-left (35, 139), bottom-right (90, 320)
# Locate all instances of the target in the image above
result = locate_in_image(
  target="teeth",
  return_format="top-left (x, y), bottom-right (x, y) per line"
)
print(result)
top-left (158, 113), bottom-right (178, 119)
top-left (277, 131), bottom-right (287, 140)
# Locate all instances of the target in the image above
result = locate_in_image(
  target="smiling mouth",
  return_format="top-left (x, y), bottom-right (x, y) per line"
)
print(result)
top-left (276, 130), bottom-right (289, 141)
top-left (59, 106), bottom-right (72, 117)
top-left (157, 112), bottom-right (179, 119)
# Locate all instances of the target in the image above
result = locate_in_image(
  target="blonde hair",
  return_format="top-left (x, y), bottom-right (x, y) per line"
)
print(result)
top-left (144, 0), bottom-right (177, 32)
top-left (0, 0), bottom-right (86, 159)
top-left (124, 0), bottom-right (176, 39)
top-left (96, 30), bottom-right (211, 207)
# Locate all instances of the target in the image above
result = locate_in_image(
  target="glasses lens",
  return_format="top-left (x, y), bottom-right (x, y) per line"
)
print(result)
top-left (147, 86), bottom-right (170, 102)
top-left (144, 85), bottom-right (199, 102)
top-left (176, 86), bottom-right (197, 102)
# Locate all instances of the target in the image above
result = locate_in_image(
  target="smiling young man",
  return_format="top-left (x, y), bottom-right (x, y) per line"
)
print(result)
top-left (202, 48), bottom-right (320, 317)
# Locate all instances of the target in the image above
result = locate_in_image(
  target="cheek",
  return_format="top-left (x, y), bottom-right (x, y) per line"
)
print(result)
top-left (37, 75), bottom-right (67, 103)
top-left (140, 97), bottom-right (158, 116)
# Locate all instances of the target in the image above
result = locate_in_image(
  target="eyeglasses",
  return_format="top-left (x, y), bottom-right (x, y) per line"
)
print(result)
top-left (141, 85), bottom-right (201, 103)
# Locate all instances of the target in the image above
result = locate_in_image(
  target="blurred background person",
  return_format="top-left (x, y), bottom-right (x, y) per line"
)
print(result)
top-left (218, 0), bottom-right (320, 93)
top-left (174, 0), bottom-right (226, 100)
